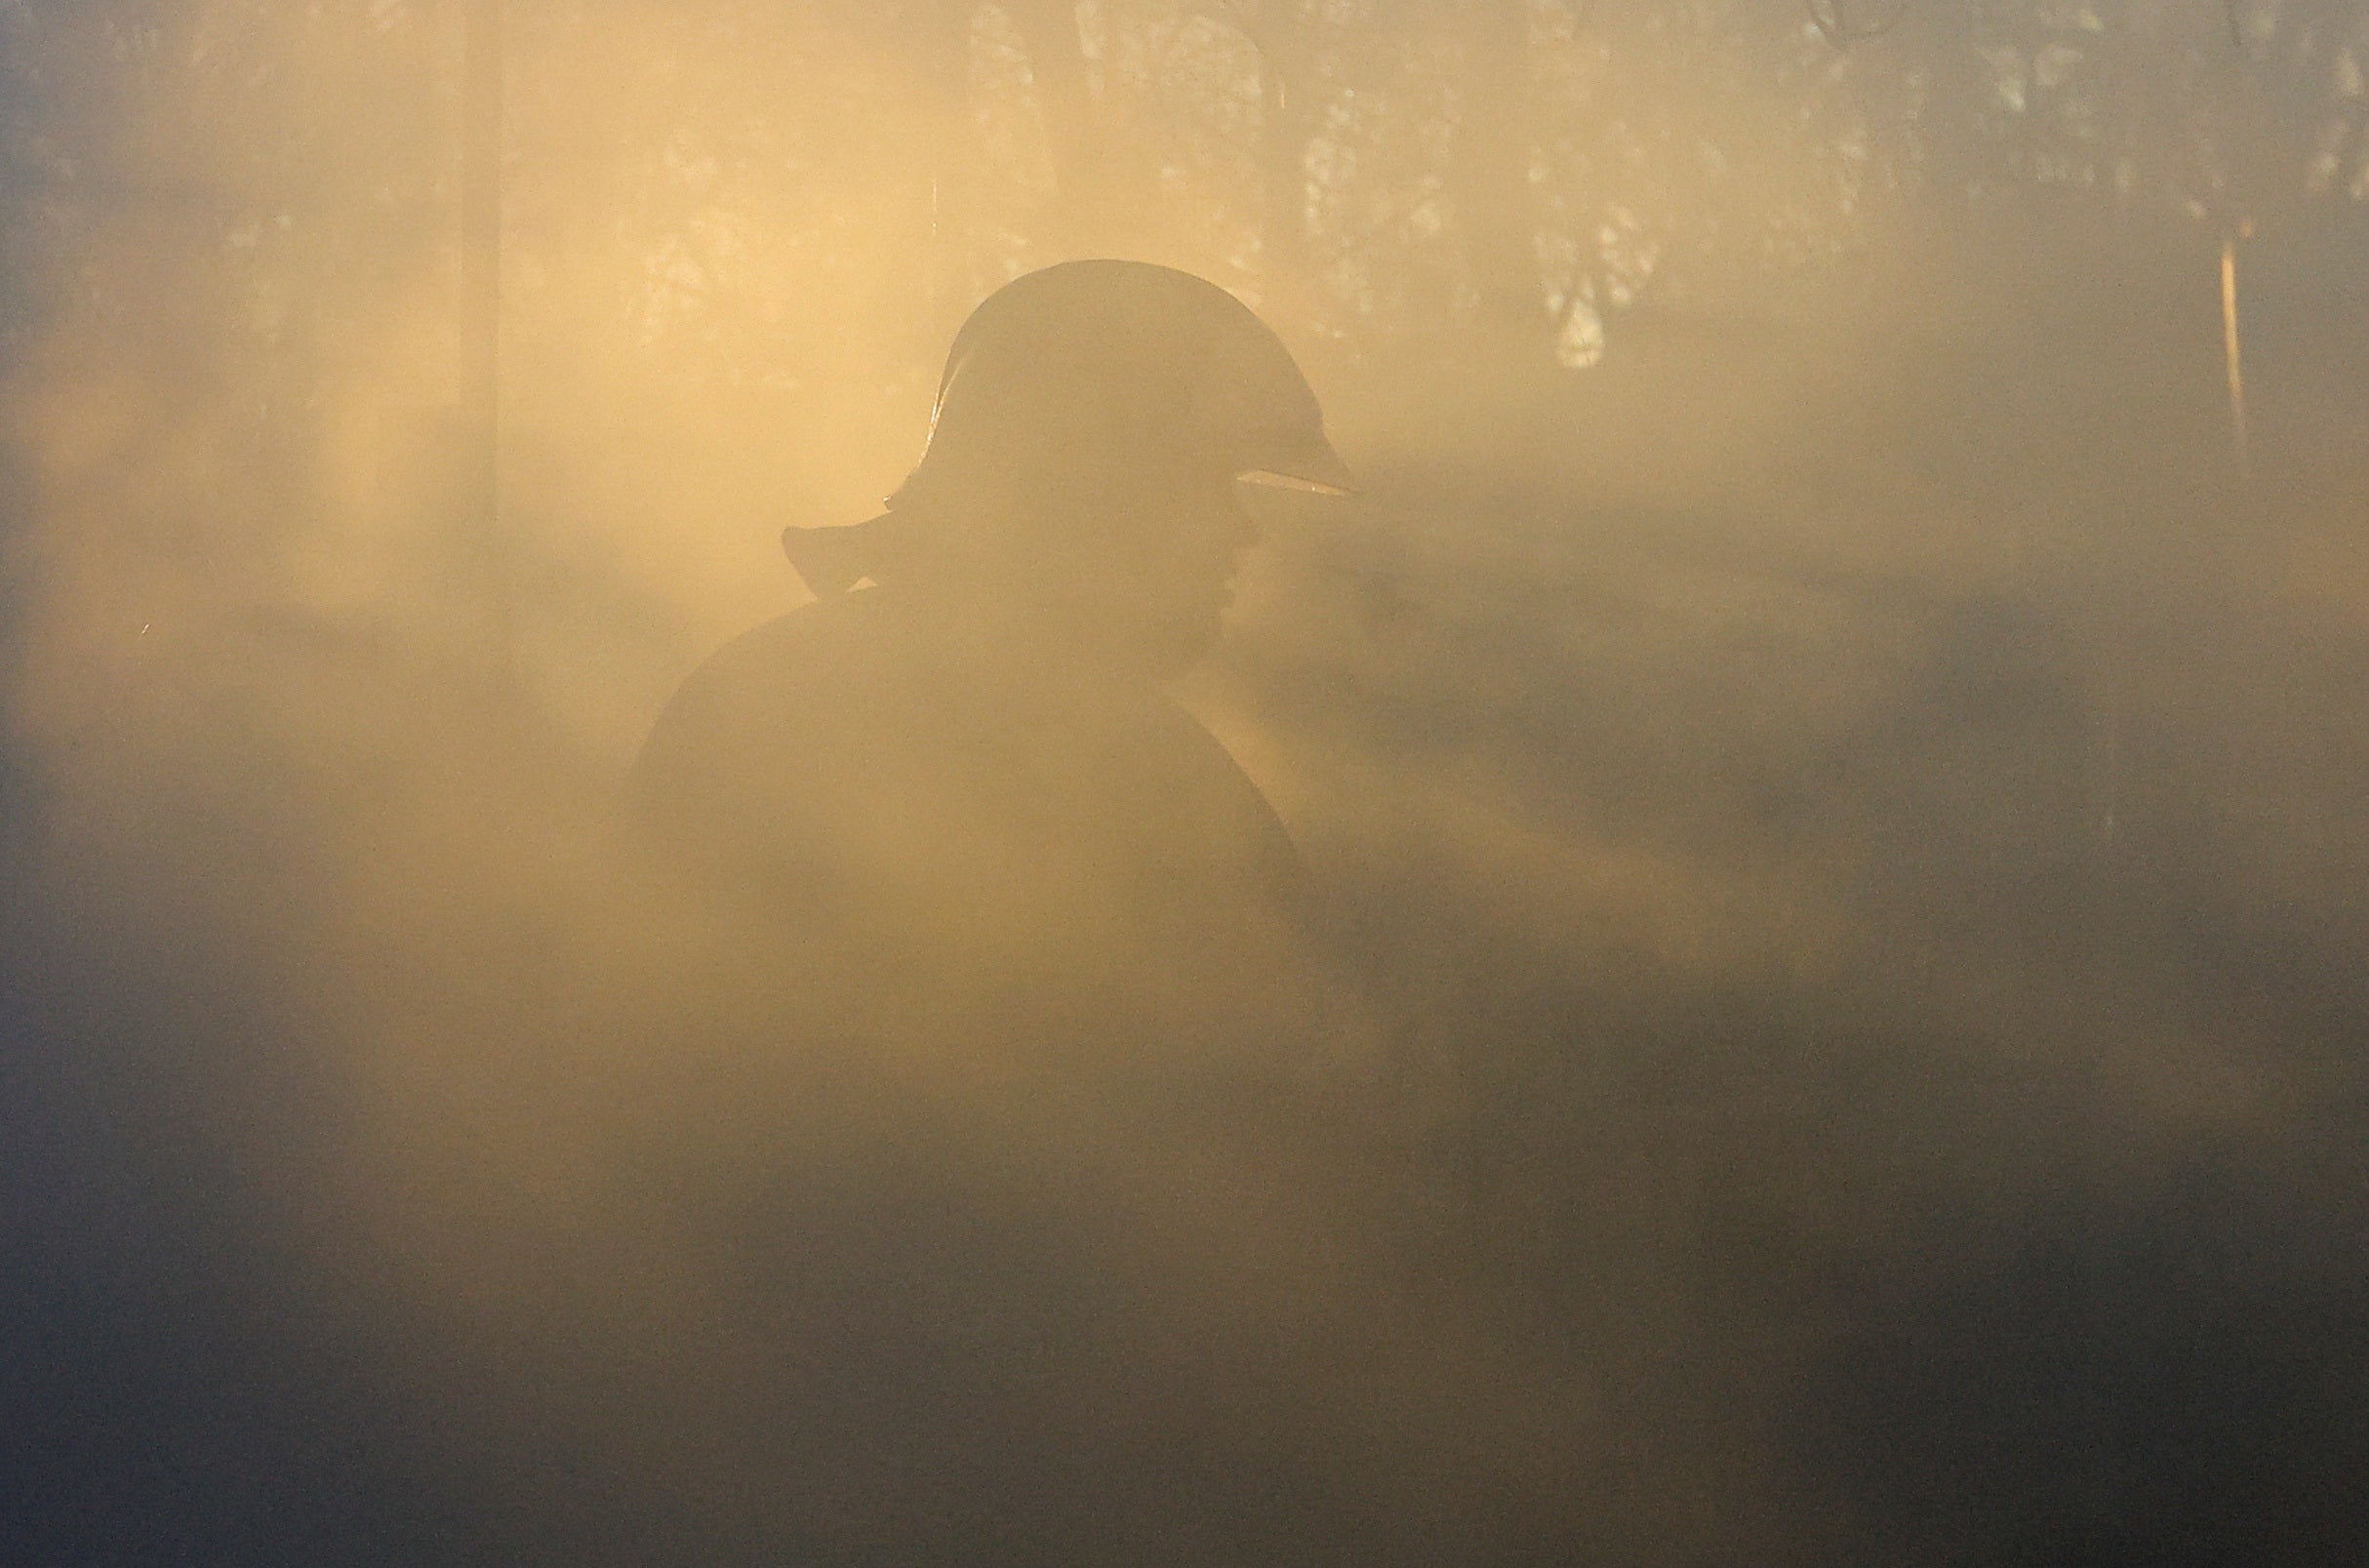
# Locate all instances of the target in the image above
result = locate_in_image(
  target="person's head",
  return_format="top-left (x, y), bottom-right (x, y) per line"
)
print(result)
top-left (801, 261), bottom-right (1351, 674)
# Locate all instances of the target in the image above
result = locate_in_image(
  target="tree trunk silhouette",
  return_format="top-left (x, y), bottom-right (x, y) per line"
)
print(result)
top-left (1910, 0), bottom-right (1986, 213)
top-left (1007, 0), bottom-right (1125, 256)
top-left (1454, 0), bottom-right (1544, 347)
top-left (1254, 7), bottom-right (1318, 322)
top-left (900, 0), bottom-right (981, 345)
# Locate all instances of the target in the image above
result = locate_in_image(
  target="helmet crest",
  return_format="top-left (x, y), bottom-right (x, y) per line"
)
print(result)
top-left (785, 261), bottom-right (1349, 597)
top-left (896, 260), bottom-right (1352, 509)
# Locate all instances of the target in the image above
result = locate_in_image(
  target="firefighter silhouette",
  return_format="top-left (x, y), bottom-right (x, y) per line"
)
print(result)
top-left (612, 263), bottom-right (1386, 1560)
top-left (628, 261), bottom-right (1354, 1020)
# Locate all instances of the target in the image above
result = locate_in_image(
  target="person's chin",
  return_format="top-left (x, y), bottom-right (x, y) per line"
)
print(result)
top-left (1036, 588), bottom-right (1224, 676)
top-left (1149, 609), bottom-right (1225, 677)
top-left (1082, 610), bottom-right (1219, 680)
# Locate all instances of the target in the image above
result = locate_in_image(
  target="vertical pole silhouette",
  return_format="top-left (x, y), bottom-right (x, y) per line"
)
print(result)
top-left (2220, 233), bottom-right (2251, 480)
top-left (459, 0), bottom-right (510, 679)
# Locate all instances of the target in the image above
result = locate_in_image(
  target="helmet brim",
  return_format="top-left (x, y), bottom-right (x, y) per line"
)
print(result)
top-left (1235, 434), bottom-right (1358, 497)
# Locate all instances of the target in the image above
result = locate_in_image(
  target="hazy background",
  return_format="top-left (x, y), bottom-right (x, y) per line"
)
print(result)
top-left (5, 2), bottom-right (2368, 1563)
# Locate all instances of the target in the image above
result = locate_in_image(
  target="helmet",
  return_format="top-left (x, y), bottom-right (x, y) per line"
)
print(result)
top-left (785, 261), bottom-right (1351, 596)
top-left (899, 260), bottom-right (1353, 505)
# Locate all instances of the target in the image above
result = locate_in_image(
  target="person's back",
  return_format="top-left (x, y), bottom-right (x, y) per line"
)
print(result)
top-left (599, 267), bottom-right (1424, 1567)
top-left (626, 260), bottom-right (1354, 1065)
top-left (627, 581), bottom-right (1304, 1035)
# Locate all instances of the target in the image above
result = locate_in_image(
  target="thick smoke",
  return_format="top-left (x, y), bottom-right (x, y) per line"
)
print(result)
top-left (6, 4), bottom-right (2368, 1564)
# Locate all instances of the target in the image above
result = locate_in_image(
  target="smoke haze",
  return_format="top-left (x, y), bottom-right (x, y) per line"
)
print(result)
top-left (6, 4), bottom-right (2369, 1563)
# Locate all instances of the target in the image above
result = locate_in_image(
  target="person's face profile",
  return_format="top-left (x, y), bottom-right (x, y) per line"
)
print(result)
top-left (1021, 463), bottom-right (1261, 674)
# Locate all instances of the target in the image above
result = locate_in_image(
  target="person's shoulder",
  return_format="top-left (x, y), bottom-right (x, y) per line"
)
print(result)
top-left (625, 592), bottom-right (888, 812)
top-left (682, 591), bottom-right (881, 703)
top-left (661, 590), bottom-right (907, 728)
